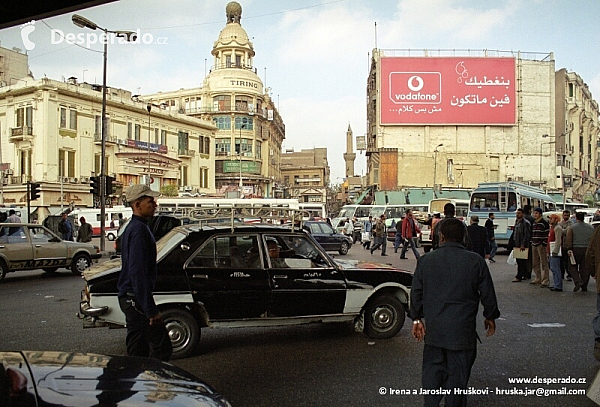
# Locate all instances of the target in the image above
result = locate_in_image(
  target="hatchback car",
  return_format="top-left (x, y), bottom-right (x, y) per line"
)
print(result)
top-left (302, 220), bottom-right (352, 254)
top-left (0, 223), bottom-right (101, 281)
top-left (1, 350), bottom-right (231, 406)
top-left (79, 224), bottom-right (413, 359)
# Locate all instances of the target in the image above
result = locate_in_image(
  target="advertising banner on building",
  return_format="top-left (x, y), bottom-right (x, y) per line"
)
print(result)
top-left (380, 57), bottom-right (516, 125)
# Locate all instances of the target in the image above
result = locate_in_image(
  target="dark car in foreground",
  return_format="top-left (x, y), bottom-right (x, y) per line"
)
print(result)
top-left (79, 224), bottom-right (413, 359)
top-left (0, 223), bottom-right (101, 281)
top-left (302, 220), bottom-right (353, 254)
top-left (1, 350), bottom-right (231, 406)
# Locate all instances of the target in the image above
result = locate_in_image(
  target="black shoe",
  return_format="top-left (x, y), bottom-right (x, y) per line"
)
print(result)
top-left (400, 256), bottom-right (407, 259)
top-left (550, 288), bottom-right (563, 292)
top-left (574, 283), bottom-right (581, 292)
top-left (582, 286), bottom-right (588, 292)
top-left (489, 258), bottom-right (495, 263)
top-left (381, 254), bottom-right (388, 256)
top-left (370, 249), bottom-right (374, 255)
top-left (394, 249), bottom-right (398, 253)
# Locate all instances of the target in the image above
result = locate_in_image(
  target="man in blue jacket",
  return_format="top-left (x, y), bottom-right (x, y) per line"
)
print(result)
top-left (117, 184), bottom-right (172, 361)
top-left (410, 218), bottom-right (500, 407)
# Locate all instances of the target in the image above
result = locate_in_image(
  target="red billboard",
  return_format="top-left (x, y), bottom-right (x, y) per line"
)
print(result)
top-left (380, 57), bottom-right (516, 125)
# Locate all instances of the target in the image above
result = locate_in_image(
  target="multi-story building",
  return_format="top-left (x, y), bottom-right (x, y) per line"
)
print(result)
top-left (280, 148), bottom-right (330, 204)
top-left (0, 77), bottom-right (216, 218)
top-left (555, 69), bottom-right (600, 201)
top-left (143, 1), bottom-right (285, 198)
top-left (0, 46), bottom-right (30, 87)
top-left (366, 49), bottom-right (600, 202)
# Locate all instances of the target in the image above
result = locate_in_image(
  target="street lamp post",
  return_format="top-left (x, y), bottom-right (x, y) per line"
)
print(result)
top-left (433, 143), bottom-right (443, 198)
top-left (147, 103), bottom-right (152, 186)
top-left (239, 124), bottom-right (246, 198)
top-left (72, 14), bottom-right (136, 252)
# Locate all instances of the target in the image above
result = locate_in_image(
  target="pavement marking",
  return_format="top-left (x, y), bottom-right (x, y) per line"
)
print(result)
top-left (527, 323), bottom-right (565, 328)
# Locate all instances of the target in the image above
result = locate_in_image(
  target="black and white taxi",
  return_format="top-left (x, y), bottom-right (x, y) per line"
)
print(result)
top-left (79, 224), bottom-right (412, 359)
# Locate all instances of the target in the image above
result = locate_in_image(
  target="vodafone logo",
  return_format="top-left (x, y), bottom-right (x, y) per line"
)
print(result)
top-left (407, 76), bottom-right (424, 92)
top-left (389, 72), bottom-right (441, 104)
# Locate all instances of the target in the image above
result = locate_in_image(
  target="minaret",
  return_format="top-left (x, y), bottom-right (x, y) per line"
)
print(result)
top-left (343, 124), bottom-right (356, 177)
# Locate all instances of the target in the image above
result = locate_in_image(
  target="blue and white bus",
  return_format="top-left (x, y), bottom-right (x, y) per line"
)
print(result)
top-left (467, 182), bottom-right (556, 247)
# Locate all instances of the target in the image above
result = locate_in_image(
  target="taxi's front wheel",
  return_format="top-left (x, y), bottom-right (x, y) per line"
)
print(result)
top-left (71, 253), bottom-right (91, 275)
top-left (0, 260), bottom-right (6, 281)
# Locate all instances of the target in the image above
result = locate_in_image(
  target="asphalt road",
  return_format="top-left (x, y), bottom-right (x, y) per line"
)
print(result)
top-left (0, 241), bottom-right (599, 406)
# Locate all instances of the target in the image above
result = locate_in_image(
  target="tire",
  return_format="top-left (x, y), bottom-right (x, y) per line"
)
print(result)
top-left (43, 267), bottom-right (59, 273)
top-left (107, 232), bottom-right (116, 241)
top-left (71, 253), bottom-right (91, 275)
top-left (363, 294), bottom-right (405, 339)
top-left (163, 308), bottom-right (200, 359)
top-left (0, 260), bottom-right (6, 281)
top-left (423, 246), bottom-right (431, 253)
top-left (339, 241), bottom-right (350, 255)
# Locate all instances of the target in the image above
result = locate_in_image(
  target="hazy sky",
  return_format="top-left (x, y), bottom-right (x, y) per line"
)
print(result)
top-left (1, 0), bottom-right (599, 184)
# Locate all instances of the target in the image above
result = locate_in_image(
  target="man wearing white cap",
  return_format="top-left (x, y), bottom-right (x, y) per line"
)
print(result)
top-left (117, 184), bottom-right (172, 361)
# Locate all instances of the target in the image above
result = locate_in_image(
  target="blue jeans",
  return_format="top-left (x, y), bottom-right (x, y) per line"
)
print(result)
top-left (400, 237), bottom-right (420, 259)
top-left (489, 239), bottom-right (498, 260)
top-left (394, 233), bottom-right (402, 251)
top-left (549, 255), bottom-right (562, 290)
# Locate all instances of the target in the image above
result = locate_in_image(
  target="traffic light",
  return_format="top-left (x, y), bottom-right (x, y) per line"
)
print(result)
top-left (90, 176), bottom-right (100, 195)
top-left (105, 175), bottom-right (115, 196)
top-left (30, 182), bottom-right (41, 201)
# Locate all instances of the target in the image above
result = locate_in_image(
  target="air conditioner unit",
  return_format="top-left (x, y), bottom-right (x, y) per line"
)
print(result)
top-left (515, 176), bottom-right (524, 182)
top-left (4, 169), bottom-right (13, 176)
top-left (184, 186), bottom-right (193, 191)
top-left (178, 186), bottom-right (186, 192)
top-left (118, 139), bottom-right (127, 145)
top-left (69, 177), bottom-right (78, 183)
top-left (80, 176), bottom-right (90, 183)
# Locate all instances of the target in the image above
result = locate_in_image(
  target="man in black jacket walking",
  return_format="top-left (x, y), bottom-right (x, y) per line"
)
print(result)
top-left (485, 213), bottom-right (498, 262)
top-left (467, 215), bottom-right (489, 259)
top-left (410, 218), bottom-right (500, 407)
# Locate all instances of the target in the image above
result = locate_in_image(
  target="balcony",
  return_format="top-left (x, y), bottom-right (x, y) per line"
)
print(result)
top-left (178, 149), bottom-right (195, 158)
top-left (94, 134), bottom-right (117, 144)
top-left (209, 63), bottom-right (258, 74)
top-left (10, 126), bottom-right (33, 142)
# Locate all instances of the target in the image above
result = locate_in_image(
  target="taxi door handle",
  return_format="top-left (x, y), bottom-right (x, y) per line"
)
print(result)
top-left (192, 274), bottom-right (208, 279)
top-left (35, 244), bottom-right (42, 248)
top-left (273, 275), bottom-right (288, 279)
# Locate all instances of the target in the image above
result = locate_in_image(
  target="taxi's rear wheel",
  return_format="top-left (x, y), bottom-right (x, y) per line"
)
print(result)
top-left (163, 308), bottom-right (200, 359)
top-left (0, 260), bottom-right (6, 281)
top-left (71, 253), bottom-right (91, 275)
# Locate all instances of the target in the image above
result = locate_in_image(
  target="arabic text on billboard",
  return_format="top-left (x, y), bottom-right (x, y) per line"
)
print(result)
top-left (380, 57), bottom-right (516, 125)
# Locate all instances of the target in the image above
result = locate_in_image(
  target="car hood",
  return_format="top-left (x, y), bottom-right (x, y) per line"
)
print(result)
top-left (3, 351), bottom-right (230, 406)
top-left (333, 258), bottom-right (411, 273)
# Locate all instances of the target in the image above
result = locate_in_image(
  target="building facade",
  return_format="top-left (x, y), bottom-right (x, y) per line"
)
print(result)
top-left (143, 2), bottom-right (285, 198)
top-left (367, 49), bottom-right (600, 202)
top-left (0, 77), bottom-right (216, 217)
top-left (0, 46), bottom-right (30, 87)
top-left (555, 68), bottom-right (600, 201)
top-left (280, 148), bottom-right (330, 204)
